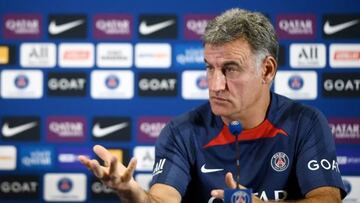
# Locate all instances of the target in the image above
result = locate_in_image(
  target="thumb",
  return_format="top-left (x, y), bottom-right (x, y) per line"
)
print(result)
top-left (225, 172), bottom-right (237, 189)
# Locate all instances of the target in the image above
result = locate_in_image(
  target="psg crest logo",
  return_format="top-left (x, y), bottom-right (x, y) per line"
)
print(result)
top-left (231, 190), bottom-right (251, 203)
top-left (288, 75), bottom-right (304, 90)
top-left (14, 74), bottom-right (29, 89)
top-left (57, 177), bottom-right (73, 193)
top-left (271, 152), bottom-right (289, 172)
top-left (105, 75), bottom-right (120, 89)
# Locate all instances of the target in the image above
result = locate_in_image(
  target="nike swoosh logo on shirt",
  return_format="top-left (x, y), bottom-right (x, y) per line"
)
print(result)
top-left (48, 19), bottom-right (84, 35)
top-left (139, 20), bottom-right (175, 35)
top-left (92, 122), bottom-right (128, 138)
top-left (1, 122), bottom-right (37, 137)
top-left (201, 164), bottom-right (224, 173)
top-left (323, 19), bottom-right (359, 35)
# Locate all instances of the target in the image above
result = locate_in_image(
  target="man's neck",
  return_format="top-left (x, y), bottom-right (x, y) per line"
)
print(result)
top-left (222, 91), bottom-right (271, 130)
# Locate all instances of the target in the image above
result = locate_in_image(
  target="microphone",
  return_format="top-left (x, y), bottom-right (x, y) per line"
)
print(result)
top-left (224, 121), bottom-right (252, 203)
top-left (229, 121), bottom-right (242, 189)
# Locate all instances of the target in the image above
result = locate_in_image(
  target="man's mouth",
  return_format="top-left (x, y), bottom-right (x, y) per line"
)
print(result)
top-left (211, 96), bottom-right (229, 102)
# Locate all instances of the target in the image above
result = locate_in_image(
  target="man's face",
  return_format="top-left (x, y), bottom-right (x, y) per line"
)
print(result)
top-left (204, 38), bottom-right (265, 122)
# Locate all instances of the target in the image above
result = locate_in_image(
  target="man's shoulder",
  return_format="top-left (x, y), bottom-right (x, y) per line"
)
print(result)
top-left (270, 92), bottom-right (322, 120)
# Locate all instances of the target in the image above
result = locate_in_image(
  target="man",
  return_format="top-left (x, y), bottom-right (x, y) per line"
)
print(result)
top-left (79, 8), bottom-right (346, 203)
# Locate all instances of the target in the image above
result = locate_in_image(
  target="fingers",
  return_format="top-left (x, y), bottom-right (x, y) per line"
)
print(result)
top-left (78, 155), bottom-right (91, 168)
top-left (225, 172), bottom-right (237, 189)
top-left (90, 159), bottom-right (105, 178)
top-left (93, 145), bottom-right (113, 166)
top-left (225, 172), bottom-right (247, 189)
top-left (121, 158), bottom-right (137, 182)
top-left (211, 189), bottom-right (224, 199)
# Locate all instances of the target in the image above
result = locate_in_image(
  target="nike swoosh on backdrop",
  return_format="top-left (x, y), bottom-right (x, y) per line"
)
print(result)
top-left (200, 164), bottom-right (224, 173)
top-left (48, 19), bottom-right (84, 35)
top-left (1, 122), bottom-right (37, 137)
top-left (323, 19), bottom-right (359, 35)
top-left (92, 122), bottom-right (128, 138)
top-left (139, 20), bottom-right (175, 35)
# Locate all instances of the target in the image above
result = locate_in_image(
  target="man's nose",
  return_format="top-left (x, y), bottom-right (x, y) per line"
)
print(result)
top-left (208, 70), bottom-right (226, 91)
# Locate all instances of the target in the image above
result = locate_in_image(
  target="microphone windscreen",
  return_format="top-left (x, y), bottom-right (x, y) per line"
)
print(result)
top-left (229, 121), bottom-right (242, 136)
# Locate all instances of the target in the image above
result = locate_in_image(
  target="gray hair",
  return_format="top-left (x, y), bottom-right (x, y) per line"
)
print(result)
top-left (203, 8), bottom-right (279, 64)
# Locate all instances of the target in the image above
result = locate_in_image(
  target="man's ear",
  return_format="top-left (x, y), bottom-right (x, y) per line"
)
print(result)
top-left (261, 56), bottom-right (277, 84)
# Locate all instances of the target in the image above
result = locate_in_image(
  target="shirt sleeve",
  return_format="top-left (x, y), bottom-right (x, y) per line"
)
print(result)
top-left (295, 107), bottom-right (346, 198)
top-left (149, 121), bottom-right (193, 197)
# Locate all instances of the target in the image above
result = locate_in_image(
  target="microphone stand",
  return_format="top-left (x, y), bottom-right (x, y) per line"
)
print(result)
top-left (235, 132), bottom-right (240, 189)
top-left (225, 121), bottom-right (252, 203)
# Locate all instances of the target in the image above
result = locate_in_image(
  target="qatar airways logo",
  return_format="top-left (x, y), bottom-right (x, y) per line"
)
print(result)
top-left (46, 116), bottom-right (86, 142)
top-left (276, 14), bottom-right (316, 39)
top-left (4, 14), bottom-right (42, 39)
top-left (175, 44), bottom-right (204, 67)
top-left (184, 14), bottom-right (215, 40)
top-left (329, 118), bottom-right (360, 144)
top-left (137, 116), bottom-right (171, 143)
top-left (93, 14), bottom-right (132, 39)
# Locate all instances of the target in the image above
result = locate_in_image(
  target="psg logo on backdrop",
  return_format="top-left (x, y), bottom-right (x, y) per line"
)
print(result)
top-left (57, 178), bottom-right (73, 193)
top-left (288, 75), bottom-right (304, 90)
top-left (14, 75), bottom-right (29, 89)
top-left (196, 75), bottom-right (208, 90)
top-left (105, 75), bottom-right (120, 89)
top-left (271, 152), bottom-right (289, 172)
top-left (231, 191), bottom-right (251, 203)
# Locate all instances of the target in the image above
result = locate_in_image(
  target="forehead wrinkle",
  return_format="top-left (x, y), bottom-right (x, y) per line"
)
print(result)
top-left (205, 45), bottom-right (248, 68)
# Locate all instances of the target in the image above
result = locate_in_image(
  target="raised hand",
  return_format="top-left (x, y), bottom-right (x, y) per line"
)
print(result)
top-left (78, 145), bottom-right (138, 192)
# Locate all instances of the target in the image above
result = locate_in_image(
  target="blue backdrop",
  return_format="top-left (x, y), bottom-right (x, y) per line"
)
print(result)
top-left (0, 0), bottom-right (359, 202)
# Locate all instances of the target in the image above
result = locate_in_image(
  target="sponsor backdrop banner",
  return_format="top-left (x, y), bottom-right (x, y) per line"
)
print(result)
top-left (0, 0), bottom-right (359, 202)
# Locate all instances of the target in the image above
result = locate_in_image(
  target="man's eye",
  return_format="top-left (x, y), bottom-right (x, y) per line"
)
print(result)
top-left (225, 67), bottom-right (237, 73)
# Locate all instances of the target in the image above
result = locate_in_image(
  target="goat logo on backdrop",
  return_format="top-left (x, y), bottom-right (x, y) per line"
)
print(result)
top-left (0, 175), bottom-right (40, 200)
top-left (91, 177), bottom-right (118, 200)
top-left (322, 73), bottom-right (360, 97)
top-left (138, 73), bottom-right (177, 96)
top-left (47, 72), bottom-right (87, 96)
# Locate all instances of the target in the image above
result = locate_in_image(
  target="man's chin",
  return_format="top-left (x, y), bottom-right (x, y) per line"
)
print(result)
top-left (210, 106), bottom-right (229, 117)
